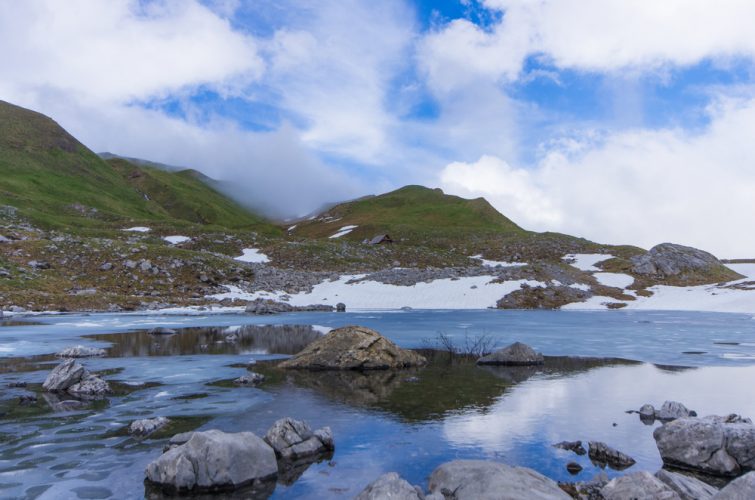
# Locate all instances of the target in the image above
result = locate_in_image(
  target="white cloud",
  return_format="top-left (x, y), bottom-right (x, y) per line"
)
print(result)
top-left (441, 96), bottom-right (755, 258)
top-left (0, 0), bottom-right (262, 104)
top-left (421, 0), bottom-right (755, 93)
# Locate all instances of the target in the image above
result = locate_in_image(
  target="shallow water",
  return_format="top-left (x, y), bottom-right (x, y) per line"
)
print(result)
top-left (1, 310), bottom-right (754, 499)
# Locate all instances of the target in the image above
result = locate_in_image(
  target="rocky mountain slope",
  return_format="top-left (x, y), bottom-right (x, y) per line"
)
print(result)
top-left (0, 100), bottom-right (748, 313)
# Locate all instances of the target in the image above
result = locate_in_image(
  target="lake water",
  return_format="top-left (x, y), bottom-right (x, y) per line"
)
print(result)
top-left (1, 309), bottom-right (755, 499)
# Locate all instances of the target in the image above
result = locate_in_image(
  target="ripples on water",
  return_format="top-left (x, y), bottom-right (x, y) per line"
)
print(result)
top-left (0, 310), bottom-right (754, 499)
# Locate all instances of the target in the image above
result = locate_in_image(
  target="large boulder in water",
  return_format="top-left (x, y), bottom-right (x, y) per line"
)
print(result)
top-left (653, 416), bottom-right (755, 476)
top-left (631, 243), bottom-right (742, 284)
top-left (588, 441), bottom-right (636, 470)
top-left (600, 471), bottom-right (680, 500)
top-left (42, 359), bottom-right (87, 391)
top-left (714, 471), bottom-right (755, 499)
top-left (355, 472), bottom-right (423, 500)
top-left (655, 469), bottom-right (718, 500)
top-left (477, 342), bottom-right (544, 366)
top-left (263, 417), bottom-right (334, 461)
top-left (145, 429), bottom-right (277, 494)
top-left (278, 326), bottom-right (426, 370)
top-left (428, 460), bottom-right (571, 499)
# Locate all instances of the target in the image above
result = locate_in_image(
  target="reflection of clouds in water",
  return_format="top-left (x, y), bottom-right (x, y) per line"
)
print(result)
top-left (442, 364), bottom-right (755, 468)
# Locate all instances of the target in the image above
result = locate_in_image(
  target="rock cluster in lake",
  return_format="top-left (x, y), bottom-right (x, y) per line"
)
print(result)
top-left (278, 325), bottom-right (426, 370)
top-left (42, 359), bottom-right (110, 396)
top-left (56, 345), bottom-right (106, 358)
top-left (244, 298), bottom-right (335, 315)
top-left (264, 417), bottom-right (334, 461)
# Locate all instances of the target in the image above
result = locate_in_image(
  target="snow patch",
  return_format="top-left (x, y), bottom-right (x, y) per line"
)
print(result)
top-left (235, 248), bottom-right (270, 264)
top-left (163, 235), bottom-right (190, 245)
top-left (209, 275), bottom-right (545, 310)
top-left (594, 272), bottom-right (634, 289)
top-left (122, 226), bottom-right (150, 233)
top-left (469, 255), bottom-right (527, 268)
top-left (329, 225), bottom-right (358, 239)
top-left (570, 283), bottom-right (591, 291)
top-left (287, 225), bottom-right (297, 232)
top-left (564, 254), bottom-right (614, 272)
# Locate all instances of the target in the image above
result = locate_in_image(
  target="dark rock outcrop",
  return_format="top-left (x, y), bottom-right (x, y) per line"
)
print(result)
top-left (278, 326), bottom-right (426, 370)
top-left (588, 441), bottom-right (636, 470)
top-left (477, 342), bottom-right (544, 366)
top-left (497, 283), bottom-right (590, 309)
top-left (631, 243), bottom-right (742, 284)
top-left (244, 299), bottom-right (334, 315)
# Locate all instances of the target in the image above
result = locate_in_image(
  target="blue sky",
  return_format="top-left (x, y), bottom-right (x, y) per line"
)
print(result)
top-left (1, 0), bottom-right (755, 255)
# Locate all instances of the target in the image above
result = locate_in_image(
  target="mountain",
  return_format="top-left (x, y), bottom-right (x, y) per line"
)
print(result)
top-left (292, 185), bottom-right (525, 245)
top-left (0, 100), bottom-right (276, 233)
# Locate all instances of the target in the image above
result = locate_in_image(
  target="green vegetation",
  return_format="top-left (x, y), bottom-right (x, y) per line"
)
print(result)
top-left (0, 100), bottom-right (277, 234)
top-left (293, 185), bottom-right (525, 244)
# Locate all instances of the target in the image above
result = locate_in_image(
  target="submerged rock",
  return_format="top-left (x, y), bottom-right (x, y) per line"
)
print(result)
top-left (264, 417), bottom-right (334, 461)
top-left (476, 342), bottom-right (544, 366)
top-left (56, 345), bottom-right (106, 358)
top-left (553, 440), bottom-right (587, 456)
top-left (654, 416), bottom-right (755, 476)
top-left (130, 417), bottom-right (170, 437)
top-left (145, 430), bottom-right (277, 494)
top-left (234, 372), bottom-right (265, 386)
top-left (601, 471), bottom-right (680, 500)
top-left (588, 441), bottom-right (636, 470)
top-left (278, 326), bottom-right (426, 370)
top-left (427, 460), bottom-right (571, 499)
top-left (355, 472), bottom-right (423, 500)
top-left (655, 469), bottom-right (718, 500)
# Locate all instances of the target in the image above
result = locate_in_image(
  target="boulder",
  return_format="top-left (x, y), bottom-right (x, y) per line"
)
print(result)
top-left (145, 430), bottom-right (277, 494)
top-left (67, 373), bottom-right (110, 395)
top-left (355, 472), bottom-right (423, 500)
top-left (476, 342), bottom-right (544, 366)
top-left (56, 345), bottom-right (106, 358)
top-left (640, 404), bottom-right (656, 418)
top-left (657, 401), bottom-right (692, 421)
top-left (588, 441), bottom-right (636, 470)
top-left (601, 471), bottom-right (680, 500)
top-left (654, 417), bottom-right (755, 476)
top-left (631, 243), bottom-right (741, 283)
top-left (264, 417), bottom-right (334, 461)
top-left (278, 326), bottom-right (426, 370)
top-left (42, 359), bottom-right (87, 391)
top-left (336, 302), bottom-right (346, 312)
top-left (713, 471), bottom-right (755, 499)
top-left (427, 460), bottom-right (571, 499)
top-left (655, 469), bottom-right (718, 500)
top-left (148, 327), bottom-right (177, 335)
top-left (130, 417), bottom-right (170, 437)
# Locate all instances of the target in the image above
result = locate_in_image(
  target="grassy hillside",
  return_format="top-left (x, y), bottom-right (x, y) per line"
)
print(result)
top-left (292, 185), bottom-right (526, 245)
top-left (0, 100), bottom-right (277, 233)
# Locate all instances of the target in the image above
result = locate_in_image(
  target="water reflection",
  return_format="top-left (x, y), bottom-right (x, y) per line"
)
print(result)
top-left (85, 324), bottom-right (323, 357)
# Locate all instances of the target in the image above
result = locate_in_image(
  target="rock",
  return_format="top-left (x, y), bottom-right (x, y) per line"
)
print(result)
top-left (655, 469), bottom-right (718, 500)
top-left (18, 393), bottom-right (38, 405)
top-left (554, 440), bottom-right (587, 455)
top-left (428, 460), bottom-right (571, 499)
top-left (99, 262), bottom-right (113, 271)
top-left (56, 345), bottom-right (106, 358)
top-left (234, 372), bottom-right (265, 385)
top-left (148, 327), bottom-right (177, 335)
top-left (657, 401), bottom-right (692, 421)
top-left (145, 430), bottom-right (277, 494)
top-left (28, 260), bottom-right (51, 270)
top-left (245, 299), bottom-right (334, 315)
top-left (588, 441), bottom-right (636, 470)
top-left (601, 471), bottom-right (681, 500)
top-left (566, 462), bottom-right (583, 475)
top-left (355, 472), bottom-right (422, 500)
top-left (640, 403), bottom-right (656, 418)
top-left (130, 417), bottom-right (170, 437)
top-left (336, 302), bottom-right (346, 312)
top-left (477, 342), bottom-right (544, 366)
top-left (631, 243), bottom-right (741, 283)
top-left (497, 284), bottom-right (590, 309)
top-left (264, 417), bottom-right (334, 461)
top-left (163, 432), bottom-right (195, 452)
top-left (124, 260), bottom-right (137, 269)
top-left (68, 373), bottom-right (110, 395)
top-left (654, 416), bottom-right (755, 476)
top-left (278, 326), bottom-right (426, 370)
top-left (713, 471), bottom-right (755, 499)
top-left (42, 359), bottom-right (87, 391)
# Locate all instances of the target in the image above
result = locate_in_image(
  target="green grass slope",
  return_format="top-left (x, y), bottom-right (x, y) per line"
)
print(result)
top-left (293, 185), bottom-right (526, 245)
top-left (0, 100), bottom-right (277, 233)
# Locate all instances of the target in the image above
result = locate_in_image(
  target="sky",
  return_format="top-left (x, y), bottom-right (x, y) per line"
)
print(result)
top-left (1, 0), bottom-right (755, 257)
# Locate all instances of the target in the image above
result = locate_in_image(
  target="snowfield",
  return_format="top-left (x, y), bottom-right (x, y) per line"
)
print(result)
top-left (329, 225), bottom-right (358, 239)
top-left (163, 235), bottom-right (190, 244)
top-left (234, 248), bottom-right (271, 264)
top-left (469, 255), bottom-right (527, 268)
top-left (563, 253), bottom-right (615, 271)
top-left (122, 226), bottom-right (150, 233)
